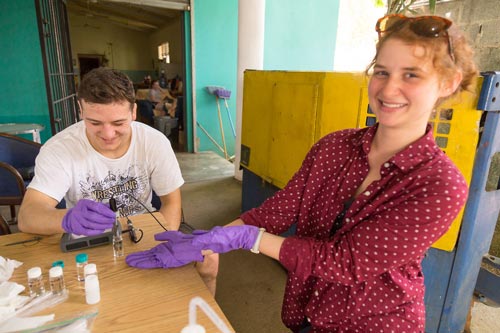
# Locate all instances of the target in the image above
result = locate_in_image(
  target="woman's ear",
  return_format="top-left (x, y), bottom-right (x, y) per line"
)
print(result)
top-left (440, 71), bottom-right (463, 98)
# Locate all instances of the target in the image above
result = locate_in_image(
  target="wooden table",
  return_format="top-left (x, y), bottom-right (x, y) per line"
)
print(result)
top-left (0, 213), bottom-right (234, 332)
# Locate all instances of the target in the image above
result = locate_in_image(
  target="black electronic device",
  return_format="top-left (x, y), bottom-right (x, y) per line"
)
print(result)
top-left (60, 231), bottom-right (113, 252)
top-left (60, 198), bottom-right (119, 252)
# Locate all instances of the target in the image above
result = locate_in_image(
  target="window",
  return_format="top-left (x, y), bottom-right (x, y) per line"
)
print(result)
top-left (158, 42), bottom-right (170, 63)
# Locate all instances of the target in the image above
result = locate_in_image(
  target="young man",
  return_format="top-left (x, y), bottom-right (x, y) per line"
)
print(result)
top-left (18, 68), bottom-right (218, 294)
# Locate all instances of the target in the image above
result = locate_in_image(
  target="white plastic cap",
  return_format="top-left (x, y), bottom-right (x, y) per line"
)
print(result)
top-left (85, 274), bottom-right (101, 304)
top-left (49, 266), bottom-right (63, 278)
top-left (27, 267), bottom-right (42, 279)
top-left (84, 263), bottom-right (97, 276)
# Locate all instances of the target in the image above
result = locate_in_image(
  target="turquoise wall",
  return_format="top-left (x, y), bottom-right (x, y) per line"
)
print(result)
top-left (192, 0), bottom-right (340, 158)
top-left (264, 0), bottom-right (340, 70)
top-left (0, 0), bottom-right (51, 142)
top-left (193, 0), bottom-right (239, 157)
top-left (0, 0), bottom-right (341, 151)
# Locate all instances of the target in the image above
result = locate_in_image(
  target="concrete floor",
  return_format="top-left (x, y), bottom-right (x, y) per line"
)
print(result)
top-left (177, 151), bottom-right (288, 332)
top-left (2, 151), bottom-right (499, 332)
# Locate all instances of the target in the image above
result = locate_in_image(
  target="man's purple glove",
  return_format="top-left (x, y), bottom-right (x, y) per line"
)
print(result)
top-left (125, 231), bottom-right (204, 269)
top-left (191, 225), bottom-right (260, 253)
top-left (61, 199), bottom-right (115, 236)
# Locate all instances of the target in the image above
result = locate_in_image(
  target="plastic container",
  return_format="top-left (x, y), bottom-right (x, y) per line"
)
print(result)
top-left (27, 267), bottom-right (45, 297)
top-left (75, 253), bottom-right (88, 281)
top-left (84, 263), bottom-right (98, 278)
top-left (85, 274), bottom-right (101, 304)
top-left (49, 266), bottom-right (66, 295)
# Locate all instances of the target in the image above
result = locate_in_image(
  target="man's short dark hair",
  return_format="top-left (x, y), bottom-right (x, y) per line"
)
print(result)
top-left (78, 68), bottom-right (135, 107)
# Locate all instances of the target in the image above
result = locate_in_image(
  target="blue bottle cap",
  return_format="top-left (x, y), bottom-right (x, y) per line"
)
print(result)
top-left (52, 260), bottom-right (64, 268)
top-left (75, 253), bottom-right (88, 263)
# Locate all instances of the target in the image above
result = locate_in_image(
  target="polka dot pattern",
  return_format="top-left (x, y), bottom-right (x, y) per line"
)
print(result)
top-left (241, 125), bottom-right (468, 332)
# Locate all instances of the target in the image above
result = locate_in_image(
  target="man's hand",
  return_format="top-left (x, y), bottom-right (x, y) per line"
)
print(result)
top-left (126, 231), bottom-right (204, 269)
top-left (61, 199), bottom-right (115, 236)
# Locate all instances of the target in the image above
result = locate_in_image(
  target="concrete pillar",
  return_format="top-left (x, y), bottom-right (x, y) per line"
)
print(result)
top-left (234, 0), bottom-right (265, 180)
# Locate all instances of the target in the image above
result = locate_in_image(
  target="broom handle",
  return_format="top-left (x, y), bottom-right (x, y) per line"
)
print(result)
top-left (216, 96), bottom-right (229, 160)
top-left (223, 99), bottom-right (236, 138)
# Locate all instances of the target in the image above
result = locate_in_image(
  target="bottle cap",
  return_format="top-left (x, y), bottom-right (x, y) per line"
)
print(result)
top-left (75, 253), bottom-right (88, 263)
top-left (84, 263), bottom-right (97, 276)
top-left (27, 267), bottom-right (42, 279)
top-left (49, 266), bottom-right (63, 278)
top-left (52, 260), bottom-right (64, 268)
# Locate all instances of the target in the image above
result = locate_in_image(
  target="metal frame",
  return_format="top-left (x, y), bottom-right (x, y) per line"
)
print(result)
top-left (35, 0), bottom-right (78, 135)
top-left (432, 72), bottom-right (500, 332)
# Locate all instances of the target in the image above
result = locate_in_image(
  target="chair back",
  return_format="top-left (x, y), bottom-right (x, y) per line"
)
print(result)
top-left (0, 161), bottom-right (26, 204)
top-left (0, 133), bottom-right (42, 168)
top-left (0, 133), bottom-right (41, 221)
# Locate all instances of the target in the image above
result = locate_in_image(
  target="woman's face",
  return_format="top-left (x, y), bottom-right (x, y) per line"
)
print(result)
top-left (368, 38), bottom-right (451, 132)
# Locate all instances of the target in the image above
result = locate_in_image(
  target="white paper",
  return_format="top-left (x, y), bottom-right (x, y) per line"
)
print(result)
top-left (0, 257), bottom-right (22, 284)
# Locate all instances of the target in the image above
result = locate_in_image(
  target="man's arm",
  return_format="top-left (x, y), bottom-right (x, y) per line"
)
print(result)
top-left (18, 188), bottom-right (67, 235)
top-left (158, 188), bottom-right (182, 231)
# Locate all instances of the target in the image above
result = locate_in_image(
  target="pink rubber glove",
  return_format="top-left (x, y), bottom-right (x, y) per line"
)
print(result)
top-left (125, 231), bottom-right (204, 269)
top-left (61, 199), bottom-right (116, 236)
top-left (191, 225), bottom-right (260, 253)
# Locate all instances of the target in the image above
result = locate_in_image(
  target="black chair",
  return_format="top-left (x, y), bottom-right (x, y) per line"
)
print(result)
top-left (0, 133), bottom-right (41, 222)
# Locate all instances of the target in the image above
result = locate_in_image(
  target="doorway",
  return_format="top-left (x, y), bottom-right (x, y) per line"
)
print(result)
top-left (78, 54), bottom-right (104, 81)
top-left (66, 2), bottom-right (189, 152)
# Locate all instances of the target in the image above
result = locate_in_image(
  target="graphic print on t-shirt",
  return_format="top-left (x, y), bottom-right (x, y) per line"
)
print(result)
top-left (79, 167), bottom-right (150, 217)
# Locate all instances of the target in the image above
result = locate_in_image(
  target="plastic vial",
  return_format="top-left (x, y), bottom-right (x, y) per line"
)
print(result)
top-left (49, 266), bottom-right (66, 295)
top-left (75, 253), bottom-right (88, 281)
top-left (27, 267), bottom-right (45, 297)
top-left (84, 263), bottom-right (98, 278)
top-left (85, 274), bottom-right (101, 304)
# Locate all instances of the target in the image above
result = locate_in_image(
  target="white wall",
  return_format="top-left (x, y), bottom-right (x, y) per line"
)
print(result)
top-left (149, 15), bottom-right (184, 79)
top-left (68, 14), bottom-right (151, 71)
top-left (333, 0), bottom-right (386, 71)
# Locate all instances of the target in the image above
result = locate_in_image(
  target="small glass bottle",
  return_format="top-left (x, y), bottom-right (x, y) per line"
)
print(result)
top-left (109, 198), bottom-right (124, 257)
top-left (75, 253), bottom-right (88, 281)
top-left (112, 220), bottom-right (124, 257)
top-left (27, 267), bottom-right (45, 297)
top-left (49, 266), bottom-right (66, 295)
top-left (85, 274), bottom-right (101, 305)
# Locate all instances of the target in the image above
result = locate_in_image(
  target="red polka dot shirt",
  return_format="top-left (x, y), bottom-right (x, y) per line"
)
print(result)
top-left (241, 125), bottom-right (468, 332)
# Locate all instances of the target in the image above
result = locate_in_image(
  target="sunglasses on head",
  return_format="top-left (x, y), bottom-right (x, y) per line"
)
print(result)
top-left (375, 14), bottom-right (455, 63)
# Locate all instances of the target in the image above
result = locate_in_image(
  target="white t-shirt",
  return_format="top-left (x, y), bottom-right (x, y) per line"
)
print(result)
top-left (29, 121), bottom-right (184, 217)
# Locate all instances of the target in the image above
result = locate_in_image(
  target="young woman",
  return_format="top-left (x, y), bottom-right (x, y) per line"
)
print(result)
top-left (126, 15), bottom-right (478, 332)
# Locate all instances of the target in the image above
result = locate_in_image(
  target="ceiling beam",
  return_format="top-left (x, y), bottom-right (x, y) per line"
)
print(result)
top-left (67, 2), bottom-right (159, 30)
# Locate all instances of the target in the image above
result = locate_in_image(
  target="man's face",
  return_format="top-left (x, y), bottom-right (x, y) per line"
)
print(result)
top-left (79, 100), bottom-right (137, 158)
